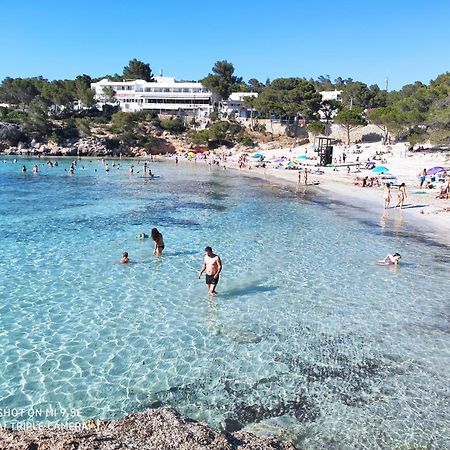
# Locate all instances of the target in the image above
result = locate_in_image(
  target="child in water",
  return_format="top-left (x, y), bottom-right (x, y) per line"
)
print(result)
top-left (120, 252), bottom-right (129, 264)
top-left (138, 232), bottom-right (148, 239)
top-left (379, 253), bottom-right (401, 265)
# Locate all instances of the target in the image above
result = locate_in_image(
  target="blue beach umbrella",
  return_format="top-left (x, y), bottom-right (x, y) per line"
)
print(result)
top-left (372, 166), bottom-right (389, 173)
top-left (253, 153), bottom-right (264, 158)
top-left (297, 155), bottom-right (308, 159)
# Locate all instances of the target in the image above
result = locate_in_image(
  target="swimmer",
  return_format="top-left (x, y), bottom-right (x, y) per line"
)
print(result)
top-left (22, 165), bottom-right (27, 173)
top-left (32, 165), bottom-right (38, 173)
top-left (138, 232), bottom-right (149, 240)
top-left (151, 228), bottom-right (164, 255)
top-left (129, 166), bottom-right (134, 175)
top-left (378, 253), bottom-right (401, 265)
top-left (198, 246), bottom-right (222, 296)
top-left (120, 252), bottom-right (129, 264)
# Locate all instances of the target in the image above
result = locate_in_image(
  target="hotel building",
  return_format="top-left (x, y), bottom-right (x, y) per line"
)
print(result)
top-left (91, 76), bottom-right (213, 116)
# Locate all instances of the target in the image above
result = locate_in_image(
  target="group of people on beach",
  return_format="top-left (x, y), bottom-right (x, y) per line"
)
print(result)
top-left (383, 182), bottom-right (407, 209)
top-left (120, 229), bottom-right (222, 295)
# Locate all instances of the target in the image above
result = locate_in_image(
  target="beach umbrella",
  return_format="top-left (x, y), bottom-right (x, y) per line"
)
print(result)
top-left (427, 166), bottom-right (446, 175)
top-left (372, 166), bottom-right (389, 173)
top-left (188, 151), bottom-right (195, 157)
top-left (253, 153), bottom-right (264, 158)
top-left (297, 155), bottom-right (308, 159)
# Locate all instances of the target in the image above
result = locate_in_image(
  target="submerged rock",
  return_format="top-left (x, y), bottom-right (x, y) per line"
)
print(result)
top-left (0, 406), bottom-right (295, 450)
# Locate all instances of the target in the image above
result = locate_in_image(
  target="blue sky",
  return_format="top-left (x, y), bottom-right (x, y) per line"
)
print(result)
top-left (1, 0), bottom-right (449, 90)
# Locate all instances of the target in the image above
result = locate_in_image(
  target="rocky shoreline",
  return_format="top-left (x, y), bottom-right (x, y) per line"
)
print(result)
top-left (0, 407), bottom-right (296, 450)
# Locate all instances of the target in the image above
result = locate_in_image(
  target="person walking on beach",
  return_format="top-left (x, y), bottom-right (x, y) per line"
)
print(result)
top-left (151, 228), bottom-right (165, 256)
top-left (198, 246), bottom-right (222, 296)
top-left (396, 183), bottom-right (407, 208)
top-left (304, 169), bottom-right (308, 185)
top-left (383, 183), bottom-right (392, 209)
top-left (419, 169), bottom-right (427, 188)
top-left (298, 170), bottom-right (302, 185)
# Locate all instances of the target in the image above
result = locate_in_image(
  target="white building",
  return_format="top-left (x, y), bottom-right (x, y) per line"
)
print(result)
top-left (221, 92), bottom-right (258, 118)
top-left (91, 76), bottom-right (213, 117)
top-left (319, 90), bottom-right (342, 102)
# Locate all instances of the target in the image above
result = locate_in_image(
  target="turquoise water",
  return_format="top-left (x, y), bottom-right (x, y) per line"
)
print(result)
top-left (0, 157), bottom-right (449, 449)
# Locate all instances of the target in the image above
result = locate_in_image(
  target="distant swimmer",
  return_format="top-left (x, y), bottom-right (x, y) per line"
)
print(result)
top-left (198, 246), bottom-right (222, 296)
top-left (22, 165), bottom-right (27, 173)
top-left (32, 165), bottom-right (38, 173)
top-left (378, 253), bottom-right (401, 265)
top-left (120, 252), bottom-right (129, 264)
top-left (138, 232), bottom-right (149, 240)
top-left (151, 228), bottom-right (164, 255)
top-left (129, 166), bottom-right (134, 175)
top-left (105, 164), bottom-right (110, 172)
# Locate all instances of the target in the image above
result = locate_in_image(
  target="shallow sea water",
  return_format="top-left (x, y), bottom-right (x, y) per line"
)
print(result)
top-left (0, 157), bottom-right (449, 449)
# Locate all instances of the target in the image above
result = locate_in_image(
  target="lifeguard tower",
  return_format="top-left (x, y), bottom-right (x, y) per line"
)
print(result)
top-left (317, 137), bottom-right (333, 166)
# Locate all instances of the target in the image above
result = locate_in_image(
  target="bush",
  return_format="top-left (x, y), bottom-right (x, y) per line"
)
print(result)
top-left (159, 117), bottom-right (186, 134)
top-left (239, 136), bottom-right (255, 147)
top-left (209, 110), bottom-right (219, 122)
top-left (104, 138), bottom-right (120, 149)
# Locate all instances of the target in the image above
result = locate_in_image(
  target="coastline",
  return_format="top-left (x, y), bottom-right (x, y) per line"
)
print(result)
top-left (0, 407), bottom-right (295, 450)
top-left (164, 148), bottom-right (450, 247)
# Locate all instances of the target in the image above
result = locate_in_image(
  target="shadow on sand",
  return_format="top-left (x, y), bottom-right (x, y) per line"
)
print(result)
top-left (220, 284), bottom-right (278, 298)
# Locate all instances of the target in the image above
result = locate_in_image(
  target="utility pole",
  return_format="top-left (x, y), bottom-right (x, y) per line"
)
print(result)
top-left (384, 77), bottom-right (389, 91)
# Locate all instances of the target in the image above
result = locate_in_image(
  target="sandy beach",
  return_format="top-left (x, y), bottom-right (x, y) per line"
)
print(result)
top-left (169, 142), bottom-right (450, 246)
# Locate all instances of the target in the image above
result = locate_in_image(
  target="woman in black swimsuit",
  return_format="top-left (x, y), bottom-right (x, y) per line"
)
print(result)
top-left (151, 228), bottom-right (165, 256)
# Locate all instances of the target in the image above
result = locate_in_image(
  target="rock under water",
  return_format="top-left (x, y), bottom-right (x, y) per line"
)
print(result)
top-left (0, 406), bottom-right (296, 450)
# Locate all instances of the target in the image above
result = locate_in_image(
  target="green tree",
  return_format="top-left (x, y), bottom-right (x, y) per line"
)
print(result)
top-left (0, 77), bottom-right (39, 109)
top-left (21, 97), bottom-right (50, 138)
top-left (110, 111), bottom-right (138, 134)
top-left (75, 118), bottom-right (91, 137)
top-left (247, 78), bottom-right (266, 93)
top-left (334, 107), bottom-right (367, 144)
top-left (123, 59), bottom-right (154, 81)
top-left (159, 118), bottom-right (186, 134)
top-left (369, 106), bottom-right (409, 143)
top-left (255, 78), bottom-right (322, 120)
top-left (341, 81), bottom-right (372, 109)
top-left (242, 95), bottom-right (258, 127)
top-left (202, 60), bottom-right (242, 101)
top-left (368, 85), bottom-right (387, 108)
top-left (102, 86), bottom-right (116, 103)
top-left (75, 75), bottom-right (96, 107)
top-left (320, 99), bottom-right (342, 123)
top-left (307, 121), bottom-right (326, 142)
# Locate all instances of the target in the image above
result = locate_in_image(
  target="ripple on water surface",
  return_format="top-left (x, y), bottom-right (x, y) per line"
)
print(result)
top-left (0, 157), bottom-right (449, 449)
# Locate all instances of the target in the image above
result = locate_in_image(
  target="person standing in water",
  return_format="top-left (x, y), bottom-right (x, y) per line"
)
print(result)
top-left (396, 183), bottom-right (407, 208)
top-left (151, 228), bottom-right (165, 255)
top-left (383, 183), bottom-right (392, 209)
top-left (198, 246), bottom-right (222, 296)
